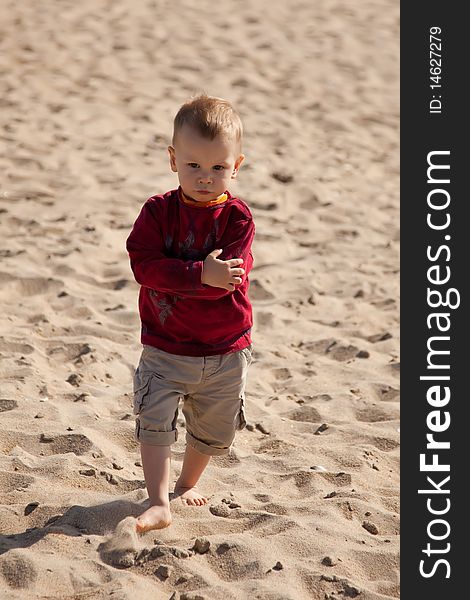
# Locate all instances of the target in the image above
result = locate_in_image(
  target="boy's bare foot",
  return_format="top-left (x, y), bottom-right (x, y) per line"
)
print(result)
top-left (173, 485), bottom-right (210, 506)
top-left (136, 503), bottom-right (172, 533)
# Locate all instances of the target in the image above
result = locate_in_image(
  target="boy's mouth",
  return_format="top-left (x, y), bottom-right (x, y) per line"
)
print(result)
top-left (195, 190), bottom-right (211, 194)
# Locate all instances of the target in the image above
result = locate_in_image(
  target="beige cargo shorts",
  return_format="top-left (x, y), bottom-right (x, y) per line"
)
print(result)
top-left (132, 344), bottom-right (253, 456)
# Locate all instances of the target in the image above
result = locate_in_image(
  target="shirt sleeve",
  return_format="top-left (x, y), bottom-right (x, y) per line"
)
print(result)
top-left (126, 200), bottom-right (255, 299)
top-left (126, 201), bottom-right (204, 294)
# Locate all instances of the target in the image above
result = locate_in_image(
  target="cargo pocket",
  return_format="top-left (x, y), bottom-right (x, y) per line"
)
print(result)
top-left (237, 394), bottom-right (247, 430)
top-left (133, 368), bottom-right (152, 415)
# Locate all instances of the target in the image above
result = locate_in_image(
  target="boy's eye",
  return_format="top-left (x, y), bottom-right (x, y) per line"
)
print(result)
top-left (188, 163), bottom-right (199, 168)
top-left (213, 165), bottom-right (225, 171)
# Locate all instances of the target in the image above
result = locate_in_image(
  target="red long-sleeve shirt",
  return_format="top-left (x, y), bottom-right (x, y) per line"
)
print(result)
top-left (126, 187), bottom-right (255, 356)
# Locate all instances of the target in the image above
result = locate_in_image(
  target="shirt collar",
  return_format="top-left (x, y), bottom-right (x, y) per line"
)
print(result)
top-left (178, 187), bottom-right (229, 208)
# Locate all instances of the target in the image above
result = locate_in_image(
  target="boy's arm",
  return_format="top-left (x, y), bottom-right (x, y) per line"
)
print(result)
top-left (126, 202), bottom-right (205, 294)
top-left (126, 202), bottom-right (254, 299)
top-left (198, 216), bottom-right (255, 299)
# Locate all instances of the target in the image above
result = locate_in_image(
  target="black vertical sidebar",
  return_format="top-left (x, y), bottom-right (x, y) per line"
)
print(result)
top-left (401, 4), bottom-right (467, 598)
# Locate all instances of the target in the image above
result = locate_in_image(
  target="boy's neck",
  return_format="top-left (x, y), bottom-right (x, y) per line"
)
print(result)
top-left (179, 187), bottom-right (229, 208)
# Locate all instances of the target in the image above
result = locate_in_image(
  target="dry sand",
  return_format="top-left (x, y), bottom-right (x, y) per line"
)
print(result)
top-left (0, 0), bottom-right (399, 598)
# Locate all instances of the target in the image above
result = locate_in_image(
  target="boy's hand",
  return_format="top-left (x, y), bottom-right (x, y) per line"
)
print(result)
top-left (201, 249), bottom-right (245, 291)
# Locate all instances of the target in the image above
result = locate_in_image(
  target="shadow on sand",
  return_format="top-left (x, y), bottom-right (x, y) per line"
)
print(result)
top-left (0, 498), bottom-right (148, 567)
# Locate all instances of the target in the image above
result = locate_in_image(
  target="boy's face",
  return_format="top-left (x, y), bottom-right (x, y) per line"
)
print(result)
top-left (168, 125), bottom-right (244, 202)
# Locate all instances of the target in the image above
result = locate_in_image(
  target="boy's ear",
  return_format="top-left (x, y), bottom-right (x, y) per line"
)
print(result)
top-left (231, 154), bottom-right (245, 179)
top-left (168, 146), bottom-right (177, 172)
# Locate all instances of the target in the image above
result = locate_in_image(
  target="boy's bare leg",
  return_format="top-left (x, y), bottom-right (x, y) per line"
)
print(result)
top-left (174, 444), bottom-right (212, 506)
top-left (136, 443), bottom-right (172, 533)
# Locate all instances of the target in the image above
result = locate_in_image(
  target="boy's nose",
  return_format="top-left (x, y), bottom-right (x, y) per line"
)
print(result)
top-left (198, 172), bottom-right (212, 184)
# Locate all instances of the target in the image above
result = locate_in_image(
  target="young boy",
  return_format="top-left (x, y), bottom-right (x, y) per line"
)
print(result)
top-left (126, 95), bottom-right (255, 533)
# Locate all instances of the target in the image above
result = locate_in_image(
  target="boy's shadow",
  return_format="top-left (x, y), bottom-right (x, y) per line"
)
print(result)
top-left (0, 499), bottom-right (146, 560)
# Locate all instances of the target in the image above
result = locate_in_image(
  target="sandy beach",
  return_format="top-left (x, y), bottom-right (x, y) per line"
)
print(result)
top-left (0, 0), bottom-right (399, 598)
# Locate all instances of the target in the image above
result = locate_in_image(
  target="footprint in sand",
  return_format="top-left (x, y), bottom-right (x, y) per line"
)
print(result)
top-left (262, 502), bottom-right (289, 516)
top-left (299, 338), bottom-right (336, 354)
top-left (39, 433), bottom-right (95, 456)
top-left (211, 452), bottom-right (241, 468)
top-left (205, 540), bottom-right (269, 583)
top-left (254, 439), bottom-right (296, 457)
top-left (18, 276), bottom-right (64, 297)
top-left (243, 511), bottom-right (298, 538)
top-left (253, 494), bottom-right (271, 503)
top-left (255, 311), bottom-right (274, 327)
top-left (371, 383), bottom-right (400, 402)
top-left (46, 342), bottom-right (93, 362)
top-left (0, 470), bottom-right (35, 493)
top-left (367, 332), bottom-right (393, 343)
top-left (356, 406), bottom-right (398, 423)
top-left (353, 549), bottom-right (400, 589)
top-left (372, 437), bottom-right (400, 452)
top-left (8, 433), bottom-right (97, 457)
top-left (249, 279), bottom-right (275, 301)
top-left (0, 399), bottom-right (18, 412)
top-left (319, 472), bottom-right (352, 487)
top-left (286, 406), bottom-right (321, 423)
top-left (271, 367), bottom-right (292, 381)
top-left (102, 310), bottom-right (139, 328)
top-left (328, 344), bottom-right (360, 362)
top-left (299, 338), bottom-right (361, 361)
top-left (0, 550), bottom-right (38, 590)
top-left (0, 339), bottom-right (34, 355)
top-left (296, 394), bottom-right (332, 404)
top-left (299, 193), bottom-right (321, 210)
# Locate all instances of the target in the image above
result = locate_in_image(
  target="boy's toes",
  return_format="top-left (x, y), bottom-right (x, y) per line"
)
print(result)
top-left (174, 486), bottom-right (210, 506)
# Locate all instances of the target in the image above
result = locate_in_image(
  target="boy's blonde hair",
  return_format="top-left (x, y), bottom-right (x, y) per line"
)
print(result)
top-left (173, 94), bottom-right (243, 149)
